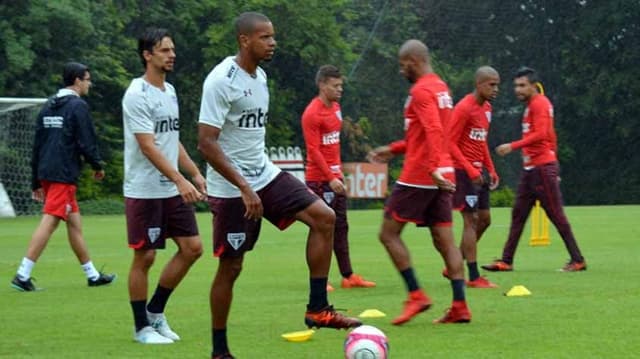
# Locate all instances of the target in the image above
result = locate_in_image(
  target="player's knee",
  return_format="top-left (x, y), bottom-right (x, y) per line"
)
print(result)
top-left (134, 250), bottom-right (156, 269)
top-left (314, 206), bottom-right (336, 232)
top-left (182, 240), bottom-right (203, 262)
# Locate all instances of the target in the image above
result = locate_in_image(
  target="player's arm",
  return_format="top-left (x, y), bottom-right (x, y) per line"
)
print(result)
top-left (449, 102), bottom-right (481, 180)
top-left (367, 140), bottom-right (403, 164)
top-left (197, 124), bottom-right (262, 220)
top-left (482, 142), bottom-right (499, 189)
top-left (73, 101), bottom-right (105, 180)
top-left (302, 110), bottom-right (336, 181)
top-left (30, 111), bottom-right (44, 200)
top-left (178, 142), bottom-right (206, 199)
top-left (510, 102), bottom-right (551, 150)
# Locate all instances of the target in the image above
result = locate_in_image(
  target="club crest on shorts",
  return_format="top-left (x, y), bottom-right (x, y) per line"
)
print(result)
top-left (227, 233), bottom-right (246, 250)
top-left (465, 195), bottom-right (478, 208)
top-left (147, 227), bottom-right (161, 243)
top-left (323, 191), bottom-right (335, 204)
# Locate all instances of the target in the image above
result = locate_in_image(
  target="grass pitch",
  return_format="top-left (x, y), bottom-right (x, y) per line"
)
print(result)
top-left (1, 206), bottom-right (639, 358)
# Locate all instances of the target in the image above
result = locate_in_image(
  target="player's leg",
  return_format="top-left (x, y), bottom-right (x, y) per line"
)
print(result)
top-left (65, 212), bottom-right (116, 286)
top-left (11, 214), bottom-right (59, 291)
top-left (459, 211), bottom-right (481, 278)
top-left (210, 255), bottom-right (244, 358)
top-left (465, 183), bottom-right (497, 287)
top-left (537, 162), bottom-right (585, 271)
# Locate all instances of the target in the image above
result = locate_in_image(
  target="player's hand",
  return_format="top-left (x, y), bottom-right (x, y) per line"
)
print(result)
top-left (495, 143), bottom-right (512, 157)
top-left (469, 169), bottom-right (483, 185)
top-left (192, 173), bottom-right (207, 201)
top-left (431, 171), bottom-right (456, 193)
top-left (93, 170), bottom-right (105, 181)
top-left (31, 188), bottom-right (44, 202)
top-left (176, 177), bottom-right (202, 204)
top-left (367, 146), bottom-right (393, 163)
top-left (240, 187), bottom-right (263, 220)
top-left (489, 172), bottom-right (500, 190)
top-left (329, 178), bottom-right (346, 195)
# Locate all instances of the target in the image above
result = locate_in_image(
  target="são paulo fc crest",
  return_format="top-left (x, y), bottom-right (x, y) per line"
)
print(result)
top-left (148, 227), bottom-right (161, 243)
top-left (323, 192), bottom-right (335, 204)
top-left (227, 233), bottom-right (246, 250)
top-left (465, 195), bottom-right (478, 208)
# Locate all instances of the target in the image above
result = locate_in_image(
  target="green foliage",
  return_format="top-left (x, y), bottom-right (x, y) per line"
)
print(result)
top-left (77, 197), bottom-right (124, 215)
top-left (490, 186), bottom-right (515, 208)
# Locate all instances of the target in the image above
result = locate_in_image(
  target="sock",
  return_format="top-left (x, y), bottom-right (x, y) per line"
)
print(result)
top-left (307, 277), bottom-right (329, 312)
top-left (451, 279), bottom-right (466, 301)
top-left (467, 261), bottom-right (480, 281)
top-left (341, 271), bottom-right (353, 279)
top-left (130, 300), bottom-right (149, 331)
top-left (400, 267), bottom-right (420, 292)
top-left (81, 261), bottom-right (100, 280)
top-left (17, 257), bottom-right (35, 281)
top-left (147, 285), bottom-right (174, 314)
top-left (212, 328), bottom-right (229, 356)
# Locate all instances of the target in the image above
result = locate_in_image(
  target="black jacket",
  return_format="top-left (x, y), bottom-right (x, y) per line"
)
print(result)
top-left (31, 92), bottom-right (103, 189)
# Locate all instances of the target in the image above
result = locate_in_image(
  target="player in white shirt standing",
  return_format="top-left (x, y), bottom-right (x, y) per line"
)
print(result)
top-left (197, 12), bottom-right (361, 359)
top-left (122, 27), bottom-right (206, 345)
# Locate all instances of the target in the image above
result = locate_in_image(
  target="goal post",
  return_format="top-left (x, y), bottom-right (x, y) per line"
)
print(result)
top-left (0, 97), bottom-right (47, 217)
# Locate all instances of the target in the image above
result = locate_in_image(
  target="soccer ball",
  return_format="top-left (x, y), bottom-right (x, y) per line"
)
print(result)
top-left (344, 325), bottom-right (389, 359)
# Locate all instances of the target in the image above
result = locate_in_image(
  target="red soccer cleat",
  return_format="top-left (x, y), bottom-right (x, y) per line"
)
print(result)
top-left (341, 274), bottom-right (376, 288)
top-left (560, 261), bottom-right (587, 272)
top-left (305, 305), bottom-right (362, 329)
top-left (391, 290), bottom-right (433, 325)
top-left (466, 276), bottom-right (498, 288)
top-left (433, 301), bottom-right (471, 324)
top-left (481, 260), bottom-right (513, 272)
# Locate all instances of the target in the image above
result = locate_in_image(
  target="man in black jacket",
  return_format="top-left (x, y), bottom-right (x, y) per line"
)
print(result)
top-left (11, 62), bottom-right (115, 291)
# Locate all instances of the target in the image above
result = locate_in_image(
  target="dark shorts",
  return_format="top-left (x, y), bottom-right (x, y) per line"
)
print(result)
top-left (384, 184), bottom-right (453, 227)
top-left (452, 169), bottom-right (490, 212)
top-left (41, 181), bottom-right (79, 221)
top-left (125, 195), bottom-right (199, 250)
top-left (208, 172), bottom-right (319, 258)
top-left (306, 180), bottom-right (347, 221)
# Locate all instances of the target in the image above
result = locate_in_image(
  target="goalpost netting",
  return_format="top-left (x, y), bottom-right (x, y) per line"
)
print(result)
top-left (0, 97), bottom-right (47, 217)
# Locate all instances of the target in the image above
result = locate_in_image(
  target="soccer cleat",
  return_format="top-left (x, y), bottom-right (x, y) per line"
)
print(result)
top-left (391, 290), bottom-right (432, 325)
top-left (10, 275), bottom-right (37, 292)
top-left (133, 326), bottom-right (174, 344)
top-left (441, 267), bottom-right (450, 279)
top-left (433, 301), bottom-right (471, 324)
top-left (88, 272), bottom-right (116, 287)
top-left (327, 282), bottom-right (335, 292)
top-left (481, 260), bottom-right (513, 272)
top-left (304, 305), bottom-right (362, 329)
top-left (212, 353), bottom-right (235, 359)
top-left (467, 276), bottom-right (498, 288)
top-left (148, 312), bottom-right (180, 341)
top-left (341, 274), bottom-right (376, 288)
top-left (560, 261), bottom-right (587, 272)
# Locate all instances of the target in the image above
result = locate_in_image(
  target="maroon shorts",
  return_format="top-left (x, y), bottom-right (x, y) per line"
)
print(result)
top-left (41, 181), bottom-right (79, 220)
top-left (305, 180), bottom-right (347, 221)
top-left (208, 172), bottom-right (319, 258)
top-left (384, 184), bottom-right (453, 227)
top-left (125, 195), bottom-right (199, 250)
top-left (452, 169), bottom-right (490, 212)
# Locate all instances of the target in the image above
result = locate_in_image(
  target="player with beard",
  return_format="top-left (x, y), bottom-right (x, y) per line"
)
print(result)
top-left (197, 12), bottom-right (361, 359)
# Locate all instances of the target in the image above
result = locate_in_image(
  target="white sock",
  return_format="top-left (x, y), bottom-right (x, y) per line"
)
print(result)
top-left (81, 261), bottom-right (100, 280)
top-left (17, 257), bottom-right (35, 281)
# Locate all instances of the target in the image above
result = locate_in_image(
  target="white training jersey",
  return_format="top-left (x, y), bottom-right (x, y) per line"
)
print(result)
top-left (199, 56), bottom-right (280, 198)
top-left (122, 77), bottom-right (180, 199)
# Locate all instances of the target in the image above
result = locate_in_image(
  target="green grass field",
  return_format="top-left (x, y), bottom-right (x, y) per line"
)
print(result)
top-left (1, 206), bottom-right (639, 358)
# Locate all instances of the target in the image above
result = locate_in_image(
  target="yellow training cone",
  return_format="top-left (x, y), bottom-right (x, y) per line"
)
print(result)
top-left (505, 285), bottom-right (532, 297)
top-left (358, 309), bottom-right (387, 318)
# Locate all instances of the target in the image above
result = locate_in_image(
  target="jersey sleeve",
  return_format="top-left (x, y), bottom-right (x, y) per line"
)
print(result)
top-left (122, 90), bottom-right (155, 134)
top-left (449, 100), bottom-right (479, 178)
top-left (413, 87), bottom-right (443, 174)
top-left (302, 105), bottom-right (335, 180)
top-left (199, 76), bottom-right (231, 129)
top-left (511, 98), bottom-right (552, 150)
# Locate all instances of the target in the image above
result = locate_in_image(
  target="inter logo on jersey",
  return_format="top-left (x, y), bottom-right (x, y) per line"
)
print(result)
top-left (238, 107), bottom-right (268, 128)
top-left (155, 117), bottom-right (179, 133)
top-left (322, 131), bottom-right (340, 145)
top-left (469, 128), bottom-right (488, 141)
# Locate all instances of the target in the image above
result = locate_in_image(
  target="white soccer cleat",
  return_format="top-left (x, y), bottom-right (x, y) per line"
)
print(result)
top-left (134, 326), bottom-right (174, 344)
top-left (147, 311), bottom-right (181, 341)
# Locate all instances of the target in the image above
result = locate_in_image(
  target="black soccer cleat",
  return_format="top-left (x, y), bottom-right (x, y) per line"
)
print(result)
top-left (88, 272), bottom-right (116, 287)
top-left (11, 275), bottom-right (37, 292)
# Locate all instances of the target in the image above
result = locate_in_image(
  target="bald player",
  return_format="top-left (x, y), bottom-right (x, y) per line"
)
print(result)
top-left (368, 39), bottom-right (471, 325)
top-left (197, 12), bottom-right (361, 359)
top-left (447, 66), bottom-right (500, 288)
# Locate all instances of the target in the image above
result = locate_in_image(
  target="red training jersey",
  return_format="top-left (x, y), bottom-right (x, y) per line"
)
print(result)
top-left (449, 93), bottom-right (496, 179)
top-left (301, 97), bottom-right (343, 181)
top-left (389, 73), bottom-right (454, 188)
top-left (510, 94), bottom-right (558, 168)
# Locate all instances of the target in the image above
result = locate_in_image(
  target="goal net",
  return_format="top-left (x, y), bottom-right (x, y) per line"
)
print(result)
top-left (0, 97), bottom-right (47, 217)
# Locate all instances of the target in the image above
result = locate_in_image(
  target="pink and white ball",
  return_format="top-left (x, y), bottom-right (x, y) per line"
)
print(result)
top-left (344, 325), bottom-right (389, 359)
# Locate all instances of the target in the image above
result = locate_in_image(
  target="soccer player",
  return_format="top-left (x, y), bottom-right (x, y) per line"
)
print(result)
top-left (447, 66), bottom-right (501, 288)
top-left (301, 65), bottom-right (375, 291)
top-left (482, 67), bottom-right (586, 272)
top-left (122, 28), bottom-right (205, 344)
top-left (367, 39), bottom-right (471, 325)
top-left (11, 62), bottom-right (115, 292)
top-left (197, 12), bottom-right (361, 359)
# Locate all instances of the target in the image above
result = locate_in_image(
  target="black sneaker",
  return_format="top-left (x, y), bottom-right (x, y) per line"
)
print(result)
top-left (11, 275), bottom-right (37, 292)
top-left (212, 353), bottom-right (235, 359)
top-left (88, 272), bottom-right (116, 287)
